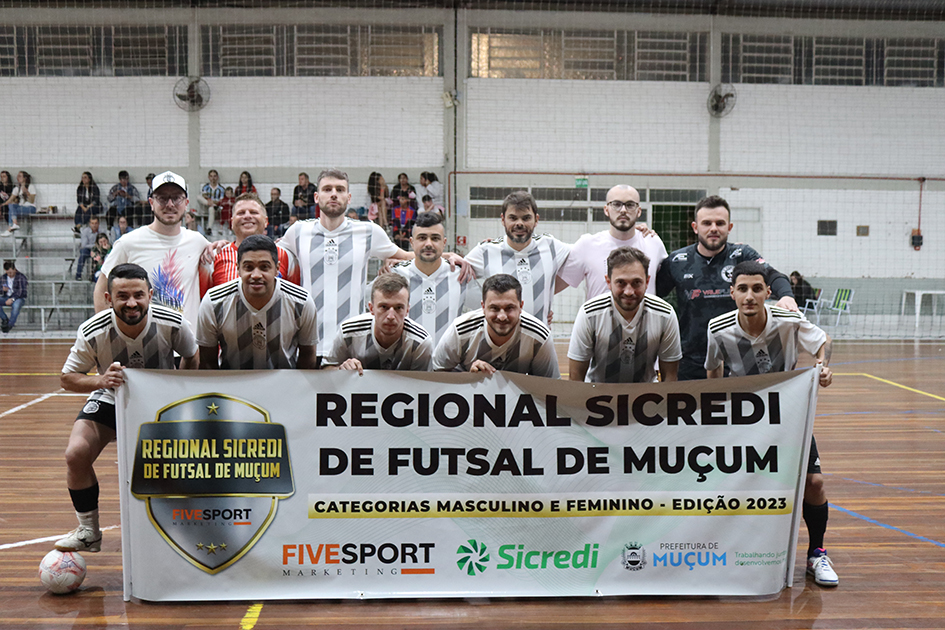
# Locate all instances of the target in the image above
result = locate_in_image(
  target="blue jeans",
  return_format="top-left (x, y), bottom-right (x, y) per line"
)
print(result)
top-left (8, 203), bottom-right (37, 225)
top-left (76, 247), bottom-right (91, 279)
top-left (1, 297), bottom-right (24, 328)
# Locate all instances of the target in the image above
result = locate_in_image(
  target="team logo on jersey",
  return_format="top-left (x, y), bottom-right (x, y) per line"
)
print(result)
top-left (252, 322), bottom-right (266, 349)
top-left (82, 400), bottom-right (100, 415)
top-left (422, 286), bottom-right (436, 314)
top-left (129, 350), bottom-right (145, 369)
top-left (721, 265), bottom-right (734, 283)
top-left (131, 394), bottom-right (294, 574)
top-left (730, 248), bottom-right (743, 259)
top-left (620, 337), bottom-right (636, 364)
top-left (515, 258), bottom-right (532, 285)
top-left (324, 238), bottom-right (339, 265)
top-left (755, 349), bottom-right (772, 373)
top-left (672, 252), bottom-right (688, 262)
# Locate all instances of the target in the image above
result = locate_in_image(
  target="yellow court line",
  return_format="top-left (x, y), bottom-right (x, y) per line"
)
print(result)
top-left (240, 602), bottom-right (263, 629)
top-left (835, 372), bottom-right (945, 402)
top-left (0, 373), bottom-right (62, 376)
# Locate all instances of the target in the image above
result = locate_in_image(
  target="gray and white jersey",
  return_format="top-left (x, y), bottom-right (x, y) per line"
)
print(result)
top-left (196, 278), bottom-right (317, 369)
top-left (705, 305), bottom-right (827, 376)
top-left (464, 234), bottom-right (570, 323)
top-left (326, 313), bottom-right (433, 371)
top-left (389, 260), bottom-right (478, 346)
top-left (432, 309), bottom-right (559, 378)
top-left (280, 219), bottom-right (399, 354)
top-left (62, 305), bottom-right (197, 405)
top-left (568, 293), bottom-right (682, 383)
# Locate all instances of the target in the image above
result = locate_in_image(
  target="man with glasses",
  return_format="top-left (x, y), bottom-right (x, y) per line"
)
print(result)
top-left (94, 171), bottom-right (211, 327)
top-left (558, 185), bottom-right (667, 300)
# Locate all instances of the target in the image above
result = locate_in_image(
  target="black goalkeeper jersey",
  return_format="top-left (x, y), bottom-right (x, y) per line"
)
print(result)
top-left (655, 242), bottom-right (793, 380)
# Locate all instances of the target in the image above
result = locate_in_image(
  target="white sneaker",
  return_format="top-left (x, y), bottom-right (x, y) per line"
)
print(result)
top-left (55, 525), bottom-right (102, 552)
top-left (8, 224), bottom-right (19, 232)
top-left (807, 548), bottom-right (838, 586)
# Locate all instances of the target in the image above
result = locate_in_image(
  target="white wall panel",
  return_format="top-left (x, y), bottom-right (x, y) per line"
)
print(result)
top-left (0, 78), bottom-right (188, 168)
top-left (200, 77), bottom-right (444, 169)
top-left (465, 79), bottom-right (710, 172)
top-left (720, 86), bottom-right (945, 177)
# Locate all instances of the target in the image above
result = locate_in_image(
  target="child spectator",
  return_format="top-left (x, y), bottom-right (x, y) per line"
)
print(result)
top-left (219, 186), bottom-right (235, 230)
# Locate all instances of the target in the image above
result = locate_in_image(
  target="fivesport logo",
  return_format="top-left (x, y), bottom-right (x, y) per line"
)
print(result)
top-left (456, 539), bottom-right (599, 575)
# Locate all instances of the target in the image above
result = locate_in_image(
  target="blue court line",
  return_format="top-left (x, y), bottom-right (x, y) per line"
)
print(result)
top-left (832, 356), bottom-right (945, 367)
top-left (926, 426), bottom-right (943, 433)
top-left (816, 408), bottom-right (945, 418)
top-left (829, 504), bottom-right (945, 548)
top-left (825, 473), bottom-right (945, 497)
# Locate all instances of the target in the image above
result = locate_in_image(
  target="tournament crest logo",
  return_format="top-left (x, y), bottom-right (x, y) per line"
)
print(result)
top-left (721, 265), bottom-right (735, 283)
top-left (130, 393), bottom-right (294, 574)
top-left (622, 542), bottom-right (646, 571)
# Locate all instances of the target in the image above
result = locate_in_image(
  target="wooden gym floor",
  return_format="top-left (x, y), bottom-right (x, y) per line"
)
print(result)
top-left (1, 339), bottom-right (943, 629)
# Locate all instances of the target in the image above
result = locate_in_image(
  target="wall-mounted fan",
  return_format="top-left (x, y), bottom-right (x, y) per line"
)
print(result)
top-left (173, 76), bottom-right (211, 112)
top-left (707, 83), bottom-right (736, 118)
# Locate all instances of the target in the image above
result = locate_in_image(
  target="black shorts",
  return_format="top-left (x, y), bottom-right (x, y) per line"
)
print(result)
top-left (76, 399), bottom-right (117, 432)
top-left (808, 435), bottom-right (822, 475)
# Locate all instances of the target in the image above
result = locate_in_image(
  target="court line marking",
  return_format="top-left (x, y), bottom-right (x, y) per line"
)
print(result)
top-left (0, 372), bottom-right (63, 376)
top-left (825, 473), bottom-right (945, 497)
top-left (0, 391), bottom-right (59, 419)
top-left (240, 603), bottom-right (264, 629)
top-left (835, 372), bottom-right (945, 402)
top-left (830, 504), bottom-right (945, 548)
top-left (0, 525), bottom-right (120, 551)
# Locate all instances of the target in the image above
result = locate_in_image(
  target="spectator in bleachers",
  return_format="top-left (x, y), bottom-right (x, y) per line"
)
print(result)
top-left (135, 172), bottom-right (156, 226)
top-left (790, 271), bottom-right (818, 306)
top-left (0, 171), bottom-right (15, 226)
top-left (419, 172), bottom-right (444, 207)
top-left (197, 169), bottom-right (224, 235)
top-left (422, 194), bottom-right (445, 216)
top-left (183, 210), bottom-right (206, 236)
top-left (292, 172), bottom-right (317, 220)
top-left (219, 186), bottom-right (235, 231)
top-left (367, 171), bottom-right (389, 229)
top-left (265, 187), bottom-right (292, 237)
top-left (1, 260), bottom-right (27, 333)
top-left (390, 193), bottom-right (416, 251)
top-left (75, 172), bottom-right (103, 229)
top-left (112, 215), bottom-right (132, 243)
top-left (76, 216), bottom-right (106, 281)
top-left (4, 171), bottom-right (37, 235)
top-left (90, 232), bottom-right (111, 282)
top-left (234, 171), bottom-right (256, 196)
top-left (106, 170), bottom-right (141, 229)
top-left (391, 173), bottom-right (418, 210)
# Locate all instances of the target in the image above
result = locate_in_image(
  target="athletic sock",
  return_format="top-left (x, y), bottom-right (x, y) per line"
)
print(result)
top-left (803, 501), bottom-right (828, 557)
top-left (69, 483), bottom-right (100, 516)
top-left (76, 508), bottom-right (101, 534)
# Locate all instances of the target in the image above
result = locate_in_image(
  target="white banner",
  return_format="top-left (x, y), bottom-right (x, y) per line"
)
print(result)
top-left (116, 368), bottom-right (818, 601)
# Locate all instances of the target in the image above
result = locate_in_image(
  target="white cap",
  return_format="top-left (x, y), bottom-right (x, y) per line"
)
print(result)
top-left (152, 170), bottom-right (187, 195)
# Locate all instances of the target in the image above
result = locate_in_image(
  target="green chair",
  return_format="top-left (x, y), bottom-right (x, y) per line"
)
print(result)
top-left (820, 288), bottom-right (854, 326)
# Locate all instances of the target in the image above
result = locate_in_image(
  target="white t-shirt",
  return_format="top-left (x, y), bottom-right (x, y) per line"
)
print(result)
top-left (705, 305), bottom-right (827, 376)
top-left (197, 278), bottom-right (317, 369)
top-left (101, 226), bottom-right (210, 327)
top-left (389, 260), bottom-right (479, 346)
top-left (280, 218), bottom-right (400, 354)
top-left (326, 313), bottom-right (433, 371)
top-left (464, 234), bottom-right (571, 323)
top-left (62, 305), bottom-right (197, 405)
top-left (432, 309), bottom-right (559, 378)
top-left (558, 230), bottom-right (667, 300)
top-left (568, 293), bottom-right (681, 383)
top-left (12, 184), bottom-right (37, 208)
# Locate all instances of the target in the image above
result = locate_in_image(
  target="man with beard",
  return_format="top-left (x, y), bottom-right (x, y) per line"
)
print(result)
top-left (568, 247), bottom-right (680, 383)
top-left (656, 195), bottom-right (796, 381)
top-left (326, 273), bottom-right (432, 373)
top-left (463, 191), bottom-right (570, 324)
top-left (279, 169), bottom-right (413, 364)
top-left (56, 263), bottom-right (198, 554)
top-left (558, 185), bottom-right (667, 299)
top-left (198, 235), bottom-right (316, 370)
top-left (209, 193), bottom-right (300, 287)
top-left (94, 171), bottom-right (211, 327)
top-left (389, 212), bottom-right (479, 345)
top-left (432, 274), bottom-right (558, 378)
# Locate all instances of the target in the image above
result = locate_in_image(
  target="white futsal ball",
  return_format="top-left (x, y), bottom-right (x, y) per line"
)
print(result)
top-left (39, 549), bottom-right (87, 594)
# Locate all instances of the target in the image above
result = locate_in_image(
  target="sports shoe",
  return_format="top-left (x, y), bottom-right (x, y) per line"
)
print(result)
top-left (8, 224), bottom-right (19, 232)
top-left (807, 548), bottom-right (838, 586)
top-left (55, 525), bottom-right (102, 553)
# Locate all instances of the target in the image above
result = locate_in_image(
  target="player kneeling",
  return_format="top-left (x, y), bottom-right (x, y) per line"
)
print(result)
top-left (705, 260), bottom-right (838, 587)
top-left (57, 264), bottom-right (198, 553)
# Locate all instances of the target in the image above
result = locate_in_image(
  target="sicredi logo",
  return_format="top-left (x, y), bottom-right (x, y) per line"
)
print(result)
top-left (456, 539), bottom-right (600, 574)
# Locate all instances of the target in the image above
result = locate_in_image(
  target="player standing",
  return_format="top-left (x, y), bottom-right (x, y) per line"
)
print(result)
top-left (568, 247), bottom-right (680, 383)
top-left (705, 260), bottom-right (838, 587)
top-left (656, 195), bottom-right (796, 380)
top-left (56, 263), bottom-right (198, 553)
